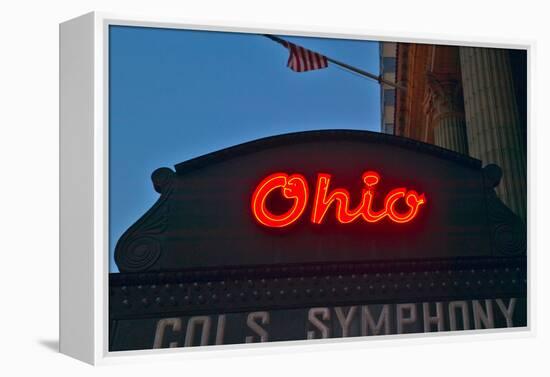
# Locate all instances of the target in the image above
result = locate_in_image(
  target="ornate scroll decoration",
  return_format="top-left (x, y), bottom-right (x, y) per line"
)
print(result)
top-left (114, 168), bottom-right (176, 272)
top-left (483, 164), bottom-right (526, 256)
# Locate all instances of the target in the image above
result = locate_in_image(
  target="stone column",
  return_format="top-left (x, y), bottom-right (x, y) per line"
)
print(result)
top-left (425, 73), bottom-right (469, 155)
top-left (459, 47), bottom-right (527, 221)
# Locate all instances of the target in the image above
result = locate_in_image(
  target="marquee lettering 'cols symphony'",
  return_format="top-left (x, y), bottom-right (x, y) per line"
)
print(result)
top-left (149, 298), bottom-right (521, 348)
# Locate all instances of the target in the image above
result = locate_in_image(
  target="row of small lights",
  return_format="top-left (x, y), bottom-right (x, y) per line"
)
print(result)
top-left (115, 269), bottom-right (525, 309)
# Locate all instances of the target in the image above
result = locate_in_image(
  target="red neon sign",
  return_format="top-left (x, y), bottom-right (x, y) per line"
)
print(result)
top-left (251, 171), bottom-right (426, 228)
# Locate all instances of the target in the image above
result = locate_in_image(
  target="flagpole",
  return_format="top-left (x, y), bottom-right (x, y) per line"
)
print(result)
top-left (263, 34), bottom-right (406, 91)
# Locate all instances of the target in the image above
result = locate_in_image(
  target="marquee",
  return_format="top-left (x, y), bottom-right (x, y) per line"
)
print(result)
top-left (110, 130), bottom-right (526, 351)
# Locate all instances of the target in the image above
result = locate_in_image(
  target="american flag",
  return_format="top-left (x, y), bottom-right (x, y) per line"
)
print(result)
top-left (284, 41), bottom-right (329, 73)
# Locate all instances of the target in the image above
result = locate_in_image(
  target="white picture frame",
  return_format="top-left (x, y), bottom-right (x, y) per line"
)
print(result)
top-left (59, 11), bottom-right (533, 365)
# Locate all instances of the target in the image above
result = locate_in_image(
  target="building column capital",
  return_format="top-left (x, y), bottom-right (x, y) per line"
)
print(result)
top-left (425, 72), bottom-right (464, 122)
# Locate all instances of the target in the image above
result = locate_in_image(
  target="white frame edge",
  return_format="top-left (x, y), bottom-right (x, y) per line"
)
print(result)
top-left (60, 12), bottom-right (95, 364)
top-left (59, 11), bottom-right (535, 365)
top-left (60, 11), bottom-right (107, 365)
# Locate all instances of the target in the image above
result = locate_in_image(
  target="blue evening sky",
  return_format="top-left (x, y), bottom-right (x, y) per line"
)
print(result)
top-left (109, 25), bottom-right (381, 272)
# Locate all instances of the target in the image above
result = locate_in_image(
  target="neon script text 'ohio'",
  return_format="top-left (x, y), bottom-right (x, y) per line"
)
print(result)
top-left (251, 171), bottom-right (426, 228)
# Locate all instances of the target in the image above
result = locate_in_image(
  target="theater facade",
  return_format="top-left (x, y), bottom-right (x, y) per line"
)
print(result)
top-left (108, 129), bottom-right (527, 351)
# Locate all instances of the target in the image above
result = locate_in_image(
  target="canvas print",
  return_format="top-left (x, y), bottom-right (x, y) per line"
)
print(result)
top-left (108, 26), bottom-right (527, 351)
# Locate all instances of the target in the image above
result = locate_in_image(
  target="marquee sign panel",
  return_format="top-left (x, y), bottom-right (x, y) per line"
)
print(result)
top-left (110, 129), bottom-right (526, 352)
top-left (111, 298), bottom-right (526, 351)
top-left (114, 130), bottom-right (525, 273)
